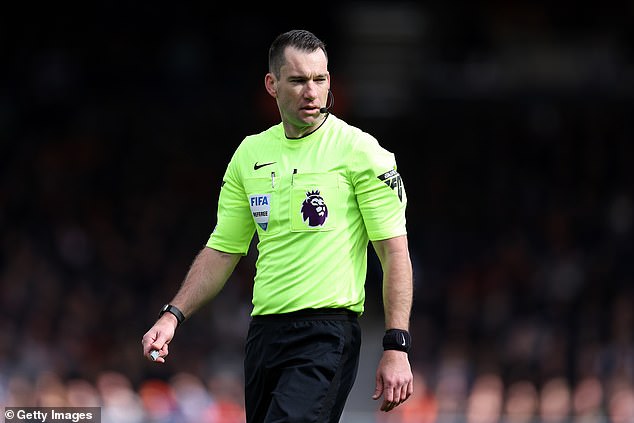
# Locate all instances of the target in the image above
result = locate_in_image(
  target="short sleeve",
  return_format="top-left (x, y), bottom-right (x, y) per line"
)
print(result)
top-left (351, 135), bottom-right (407, 241)
top-left (206, 152), bottom-right (256, 254)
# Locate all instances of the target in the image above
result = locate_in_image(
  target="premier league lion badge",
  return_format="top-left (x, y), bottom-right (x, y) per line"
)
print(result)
top-left (300, 189), bottom-right (328, 227)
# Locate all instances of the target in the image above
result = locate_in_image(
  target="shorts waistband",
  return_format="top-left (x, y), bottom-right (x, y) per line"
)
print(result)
top-left (251, 308), bottom-right (359, 322)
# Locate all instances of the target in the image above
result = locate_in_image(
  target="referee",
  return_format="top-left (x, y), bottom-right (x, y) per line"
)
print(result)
top-left (142, 29), bottom-right (414, 423)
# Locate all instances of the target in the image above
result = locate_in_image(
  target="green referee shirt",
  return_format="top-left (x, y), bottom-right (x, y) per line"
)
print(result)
top-left (207, 115), bottom-right (407, 316)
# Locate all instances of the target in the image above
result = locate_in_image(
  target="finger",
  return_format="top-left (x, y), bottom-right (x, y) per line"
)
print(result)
top-left (151, 338), bottom-right (168, 352)
top-left (382, 382), bottom-right (411, 412)
top-left (397, 382), bottom-right (409, 403)
top-left (405, 378), bottom-right (414, 400)
top-left (141, 334), bottom-right (153, 354)
top-left (156, 343), bottom-right (169, 358)
top-left (372, 376), bottom-right (384, 400)
top-left (146, 344), bottom-right (169, 363)
top-left (381, 399), bottom-right (396, 412)
top-left (142, 334), bottom-right (170, 361)
top-left (141, 329), bottom-right (166, 354)
top-left (379, 385), bottom-right (395, 411)
top-left (149, 350), bottom-right (166, 363)
top-left (383, 384), bottom-right (395, 404)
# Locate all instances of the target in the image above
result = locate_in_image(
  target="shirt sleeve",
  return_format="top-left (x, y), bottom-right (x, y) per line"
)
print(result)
top-left (351, 135), bottom-right (408, 241)
top-left (206, 151), bottom-right (256, 254)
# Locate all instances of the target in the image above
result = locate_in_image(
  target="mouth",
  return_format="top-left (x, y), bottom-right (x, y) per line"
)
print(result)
top-left (302, 104), bottom-right (321, 112)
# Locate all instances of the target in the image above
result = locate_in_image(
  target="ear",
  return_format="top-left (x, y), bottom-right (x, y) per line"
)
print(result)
top-left (264, 73), bottom-right (277, 98)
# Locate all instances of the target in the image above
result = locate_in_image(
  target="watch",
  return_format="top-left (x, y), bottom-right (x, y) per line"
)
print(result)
top-left (158, 304), bottom-right (186, 327)
top-left (382, 329), bottom-right (411, 353)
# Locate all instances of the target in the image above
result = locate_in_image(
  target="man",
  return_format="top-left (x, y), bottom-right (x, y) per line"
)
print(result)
top-left (142, 29), bottom-right (414, 422)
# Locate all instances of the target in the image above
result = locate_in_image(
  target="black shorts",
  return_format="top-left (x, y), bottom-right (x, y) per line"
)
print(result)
top-left (244, 308), bottom-right (362, 423)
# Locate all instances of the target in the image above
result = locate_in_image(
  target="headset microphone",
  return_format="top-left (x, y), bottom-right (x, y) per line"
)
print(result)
top-left (319, 90), bottom-right (335, 114)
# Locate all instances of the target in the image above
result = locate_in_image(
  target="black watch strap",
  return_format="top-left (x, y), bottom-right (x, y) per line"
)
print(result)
top-left (159, 304), bottom-right (186, 327)
top-left (382, 329), bottom-right (411, 353)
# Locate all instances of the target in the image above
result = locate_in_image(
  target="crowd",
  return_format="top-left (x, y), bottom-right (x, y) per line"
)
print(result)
top-left (2, 4), bottom-right (632, 422)
top-left (1, 360), bottom-right (633, 423)
top-left (2, 85), bottom-right (631, 423)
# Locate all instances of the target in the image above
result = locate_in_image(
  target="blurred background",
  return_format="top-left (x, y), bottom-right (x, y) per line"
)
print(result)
top-left (1, 2), bottom-right (632, 422)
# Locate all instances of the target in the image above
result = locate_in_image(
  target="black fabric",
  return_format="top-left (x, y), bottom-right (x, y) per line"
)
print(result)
top-left (244, 310), bottom-right (362, 423)
top-left (382, 328), bottom-right (411, 353)
top-left (251, 308), bottom-right (359, 322)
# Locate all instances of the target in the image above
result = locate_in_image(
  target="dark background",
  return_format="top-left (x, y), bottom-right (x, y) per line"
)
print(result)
top-left (1, 2), bottom-right (632, 418)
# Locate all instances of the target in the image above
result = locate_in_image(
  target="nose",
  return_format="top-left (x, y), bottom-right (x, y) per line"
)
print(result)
top-left (304, 81), bottom-right (320, 99)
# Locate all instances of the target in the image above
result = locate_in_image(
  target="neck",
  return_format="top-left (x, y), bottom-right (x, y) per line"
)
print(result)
top-left (285, 114), bottom-right (329, 139)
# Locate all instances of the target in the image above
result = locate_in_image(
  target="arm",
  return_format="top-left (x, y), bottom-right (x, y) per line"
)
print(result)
top-left (141, 246), bottom-right (241, 362)
top-left (371, 234), bottom-right (414, 412)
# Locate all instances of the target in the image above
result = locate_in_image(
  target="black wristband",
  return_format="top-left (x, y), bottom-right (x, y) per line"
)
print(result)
top-left (159, 304), bottom-right (186, 327)
top-left (382, 329), bottom-right (411, 353)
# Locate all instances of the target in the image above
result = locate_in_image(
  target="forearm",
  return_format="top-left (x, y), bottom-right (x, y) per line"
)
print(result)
top-left (373, 236), bottom-right (413, 330)
top-left (169, 246), bottom-right (241, 319)
top-left (371, 235), bottom-right (414, 410)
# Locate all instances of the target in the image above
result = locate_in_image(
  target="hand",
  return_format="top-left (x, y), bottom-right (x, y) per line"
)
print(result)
top-left (372, 350), bottom-right (413, 412)
top-left (141, 313), bottom-right (178, 363)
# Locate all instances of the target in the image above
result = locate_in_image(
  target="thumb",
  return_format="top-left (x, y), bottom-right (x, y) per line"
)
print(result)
top-left (142, 327), bottom-right (171, 354)
top-left (150, 332), bottom-right (171, 351)
top-left (372, 375), bottom-right (384, 400)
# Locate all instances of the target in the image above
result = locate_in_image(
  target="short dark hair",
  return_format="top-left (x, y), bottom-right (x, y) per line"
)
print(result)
top-left (268, 29), bottom-right (328, 79)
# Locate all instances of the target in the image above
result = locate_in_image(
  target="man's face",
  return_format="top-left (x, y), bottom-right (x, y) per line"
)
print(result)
top-left (267, 46), bottom-right (330, 137)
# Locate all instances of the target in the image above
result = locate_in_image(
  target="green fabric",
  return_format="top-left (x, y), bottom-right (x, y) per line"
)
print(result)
top-left (207, 115), bottom-right (407, 315)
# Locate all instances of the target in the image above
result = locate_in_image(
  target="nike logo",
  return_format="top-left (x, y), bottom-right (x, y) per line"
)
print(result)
top-left (399, 333), bottom-right (406, 346)
top-left (254, 161), bottom-right (276, 170)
